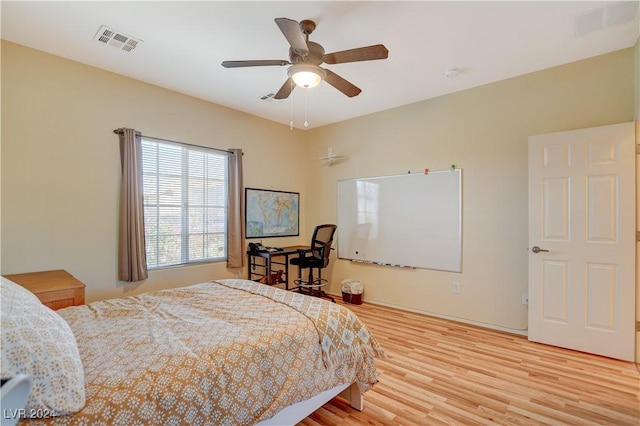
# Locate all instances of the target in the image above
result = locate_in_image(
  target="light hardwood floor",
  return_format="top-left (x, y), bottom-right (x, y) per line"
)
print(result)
top-left (300, 300), bottom-right (640, 425)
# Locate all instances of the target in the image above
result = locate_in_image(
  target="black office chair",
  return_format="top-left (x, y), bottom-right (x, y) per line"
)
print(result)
top-left (290, 224), bottom-right (337, 302)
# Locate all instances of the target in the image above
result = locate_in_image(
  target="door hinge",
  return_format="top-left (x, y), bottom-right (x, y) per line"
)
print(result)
top-left (636, 321), bottom-right (640, 332)
top-left (637, 231), bottom-right (640, 242)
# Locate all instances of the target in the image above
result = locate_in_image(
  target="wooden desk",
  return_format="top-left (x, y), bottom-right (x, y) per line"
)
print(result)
top-left (3, 269), bottom-right (86, 310)
top-left (247, 245), bottom-right (310, 290)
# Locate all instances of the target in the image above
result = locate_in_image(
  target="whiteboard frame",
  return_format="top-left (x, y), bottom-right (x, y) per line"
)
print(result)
top-left (337, 169), bottom-right (462, 272)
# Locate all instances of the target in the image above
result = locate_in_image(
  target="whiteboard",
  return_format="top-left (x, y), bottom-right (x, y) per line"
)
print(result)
top-left (337, 170), bottom-right (462, 272)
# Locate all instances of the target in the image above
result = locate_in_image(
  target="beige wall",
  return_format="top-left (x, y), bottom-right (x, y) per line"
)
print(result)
top-left (1, 41), bottom-right (636, 336)
top-left (0, 41), bottom-right (308, 302)
top-left (305, 48), bottom-right (635, 332)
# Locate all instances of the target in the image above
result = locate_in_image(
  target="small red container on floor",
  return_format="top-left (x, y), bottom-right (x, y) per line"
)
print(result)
top-left (342, 292), bottom-right (362, 305)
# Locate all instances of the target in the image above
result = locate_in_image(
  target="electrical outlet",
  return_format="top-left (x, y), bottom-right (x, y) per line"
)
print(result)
top-left (522, 293), bottom-right (529, 306)
top-left (452, 282), bottom-right (461, 293)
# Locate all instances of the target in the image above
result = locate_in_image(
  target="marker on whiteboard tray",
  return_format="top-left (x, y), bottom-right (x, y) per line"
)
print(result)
top-left (424, 168), bottom-right (429, 175)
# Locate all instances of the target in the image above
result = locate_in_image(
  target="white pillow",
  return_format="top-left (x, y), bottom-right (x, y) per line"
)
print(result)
top-left (1, 277), bottom-right (85, 418)
top-left (0, 277), bottom-right (40, 304)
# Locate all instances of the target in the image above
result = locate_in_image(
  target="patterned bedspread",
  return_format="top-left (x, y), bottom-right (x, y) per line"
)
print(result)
top-left (23, 279), bottom-right (382, 425)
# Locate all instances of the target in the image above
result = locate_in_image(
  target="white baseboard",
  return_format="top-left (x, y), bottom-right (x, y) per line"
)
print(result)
top-left (327, 292), bottom-right (528, 336)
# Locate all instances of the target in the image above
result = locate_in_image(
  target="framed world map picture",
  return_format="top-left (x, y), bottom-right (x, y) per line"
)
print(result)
top-left (245, 188), bottom-right (300, 238)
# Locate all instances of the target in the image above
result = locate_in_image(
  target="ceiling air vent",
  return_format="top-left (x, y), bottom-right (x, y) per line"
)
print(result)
top-left (574, 2), bottom-right (639, 37)
top-left (604, 1), bottom-right (639, 28)
top-left (574, 7), bottom-right (604, 37)
top-left (259, 93), bottom-right (285, 103)
top-left (94, 25), bottom-right (141, 52)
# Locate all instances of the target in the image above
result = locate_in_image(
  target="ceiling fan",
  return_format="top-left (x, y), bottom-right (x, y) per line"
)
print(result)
top-left (221, 18), bottom-right (389, 99)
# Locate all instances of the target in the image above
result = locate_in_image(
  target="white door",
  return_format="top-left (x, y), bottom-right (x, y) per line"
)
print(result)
top-left (528, 122), bottom-right (635, 361)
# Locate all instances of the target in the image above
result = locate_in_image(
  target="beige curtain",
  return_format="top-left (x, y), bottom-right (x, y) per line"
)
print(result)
top-left (227, 149), bottom-right (244, 268)
top-left (116, 128), bottom-right (148, 282)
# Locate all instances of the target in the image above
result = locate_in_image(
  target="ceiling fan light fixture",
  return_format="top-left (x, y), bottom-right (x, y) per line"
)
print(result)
top-left (288, 65), bottom-right (326, 88)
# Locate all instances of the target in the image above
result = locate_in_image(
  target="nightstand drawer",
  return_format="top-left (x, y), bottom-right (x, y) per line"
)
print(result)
top-left (3, 270), bottom-right (86, 310)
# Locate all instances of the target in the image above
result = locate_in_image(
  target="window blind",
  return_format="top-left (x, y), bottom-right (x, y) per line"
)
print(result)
top-left (141, 138), bottom-right (228, 268)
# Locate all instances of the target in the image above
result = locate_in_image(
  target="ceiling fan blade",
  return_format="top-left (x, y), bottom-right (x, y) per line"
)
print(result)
top-left (323, 69), bottom-right (361, 97)
top-left (274, 18), bottom-right (309, 55)
top-left (273, 78), bottom-right (295, 99)
top-left (323, 44), bottom-right (389, 65)
top-left (221, 60), bottom-right (289, 68)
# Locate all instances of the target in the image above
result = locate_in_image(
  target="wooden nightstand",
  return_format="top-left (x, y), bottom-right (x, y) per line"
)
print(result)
top-left (3, 270), bottom-right (86, 310)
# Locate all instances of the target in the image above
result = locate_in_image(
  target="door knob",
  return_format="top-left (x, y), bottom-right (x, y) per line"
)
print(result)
top-left (531, 246), bottom-right (549, 253)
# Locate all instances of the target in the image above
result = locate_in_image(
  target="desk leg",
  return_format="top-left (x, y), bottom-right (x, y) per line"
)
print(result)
top-left (266, 256), bottom-right (271, 285)
top-left (284, 255), bottom-right (289, 291)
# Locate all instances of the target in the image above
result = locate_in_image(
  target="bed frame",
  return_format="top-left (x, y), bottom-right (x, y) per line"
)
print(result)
top-left (256, 382), bottom-right (363, 425)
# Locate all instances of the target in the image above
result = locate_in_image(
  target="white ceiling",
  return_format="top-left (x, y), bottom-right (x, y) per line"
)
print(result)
top-left (2, 1), bottom-right (638, 130)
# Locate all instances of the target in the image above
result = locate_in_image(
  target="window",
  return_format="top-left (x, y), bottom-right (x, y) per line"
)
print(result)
top-left (141, 138), bottom-right (228, 269)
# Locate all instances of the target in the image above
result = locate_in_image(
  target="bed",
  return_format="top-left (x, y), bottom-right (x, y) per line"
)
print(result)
top-left (1, 278), bottom-right (383, 425)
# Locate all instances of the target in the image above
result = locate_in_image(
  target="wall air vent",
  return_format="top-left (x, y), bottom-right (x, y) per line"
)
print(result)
top-left (93, 25), bottom-right (142, 52)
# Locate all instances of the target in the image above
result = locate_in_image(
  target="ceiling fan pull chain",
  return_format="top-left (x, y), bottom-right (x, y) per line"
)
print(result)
top-left (304, 88), bottom-right (309, 128)
top-left (289, 80), bottom-right (294, 130)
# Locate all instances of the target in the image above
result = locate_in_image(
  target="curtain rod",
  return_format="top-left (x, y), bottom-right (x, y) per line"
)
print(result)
top-left (113, 129), bottom-right (237, 155)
